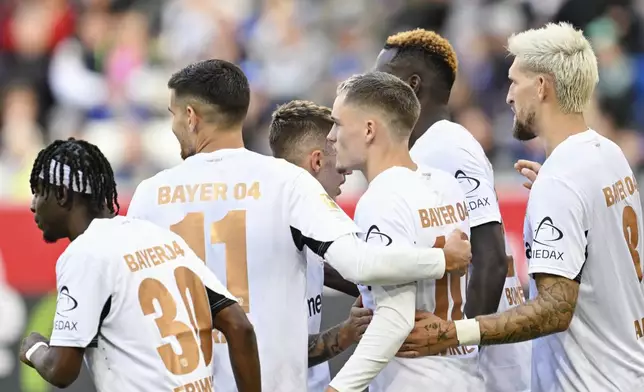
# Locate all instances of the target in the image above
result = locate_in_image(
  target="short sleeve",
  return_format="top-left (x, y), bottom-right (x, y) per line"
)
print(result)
top-left (127, 179), bottom-right (151, 220)
top-left (288, 172), bottom-right (361, 249)
top-left (354, 192), bottom-right (415, 248)
top-left (525, 177), bottom-right (588, 280)
top-left (453, 157), bottom-right (502, 227)
top-left (49, 250), bottom-right (113, 348)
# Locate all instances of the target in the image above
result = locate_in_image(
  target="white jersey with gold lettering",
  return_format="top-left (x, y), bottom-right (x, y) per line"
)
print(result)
top-left (49, 216), bottom-right (236, 392)
top-left (127, 148), bottom-right (360, 392)
top-left (354, 166), bottom-right (482, 392)
top-left (410, 119), bottom-right (530, 391)
top-left (306, 249), bottom-right (331, 392)
top-left (524, 130), bottom-right (644, 392)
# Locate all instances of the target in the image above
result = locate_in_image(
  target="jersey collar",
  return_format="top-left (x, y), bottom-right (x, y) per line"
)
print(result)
top-left (184, 148), bottom-right (247, 164)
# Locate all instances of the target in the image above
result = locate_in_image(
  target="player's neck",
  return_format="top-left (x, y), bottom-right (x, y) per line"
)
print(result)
top-left (364, 146), bottom-right (417, 184)
top-left (67, 209), bottom-right (112, 241)
top-left (196, 128), bottom-right (245, 154)
top-left (539, 112), bottom-right (588, 157)
top-left (409, 105), bottom-right (449, 148)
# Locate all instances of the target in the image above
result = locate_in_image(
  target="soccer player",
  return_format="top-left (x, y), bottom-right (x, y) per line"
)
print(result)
top-left (126, 59), bottom-right (472, 392)
top-left (326, 72), bottom-right (482, 392)
top-left (268, 100), bottom-right (373, 391)
top-left (18, 138), bottom-right (261, 391)
top-left (269, 99), bottom-right (360, 297)
top-left (396, 22), bottom-right (644, 392)
top-left (374, 28), bottom-right (530, 391)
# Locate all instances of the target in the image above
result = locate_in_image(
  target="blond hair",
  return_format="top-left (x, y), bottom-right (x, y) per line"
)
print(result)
top-left (507, 22), bottom-right (598, 113)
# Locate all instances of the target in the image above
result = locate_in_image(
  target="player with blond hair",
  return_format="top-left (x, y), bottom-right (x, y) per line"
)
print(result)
top-left (376, 29), bottom-right (530, 391)
top-left (397, 22), bottom-right (644, 392)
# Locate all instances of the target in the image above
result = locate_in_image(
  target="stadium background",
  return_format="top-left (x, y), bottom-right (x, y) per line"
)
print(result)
top-left (1, 0), bottom-right (644, 390)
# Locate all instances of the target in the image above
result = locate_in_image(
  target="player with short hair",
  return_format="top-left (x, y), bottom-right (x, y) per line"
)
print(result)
top-left (18, 138), bottom-right (261, 391)
top-left (397, 22), bottom-right (644, 392)
top-left (375, 28), bottom-right (530, 391)
top-left (269, 100), bottom-right (373, 392)
top-left (326, 71), bottom-right (482, 392)
top-left (127, 59), bottom-right (472, 392)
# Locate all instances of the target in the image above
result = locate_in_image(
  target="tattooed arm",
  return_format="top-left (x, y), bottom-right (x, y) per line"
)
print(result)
top-left (477, 273), bottom-right (579, 344)
top-left (309, 297), bottom-right (372, 367)
top-left (397, 273), bottom-right (579, 357)
top-left (308, 325), bottom-right (346, 367)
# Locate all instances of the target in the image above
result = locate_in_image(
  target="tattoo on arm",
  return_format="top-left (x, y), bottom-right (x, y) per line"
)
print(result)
top-left (477, 273), bottom-right (579, 345)
top-left (308, 325), bottom-right (344, 367)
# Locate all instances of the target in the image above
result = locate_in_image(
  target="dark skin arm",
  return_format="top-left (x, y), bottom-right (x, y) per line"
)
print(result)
top-left (324, 263), bottom-right (360, 297)
top-left (215, 304), bottom-right (261, 392)
top-left (397, 273), bottom-right (579, 356)
top-left (19, 333), bottom-right (84, 388)
top-left (464, 222), bottom-right (508, 318)
top-left (309, 296), bottom-right (372, 367)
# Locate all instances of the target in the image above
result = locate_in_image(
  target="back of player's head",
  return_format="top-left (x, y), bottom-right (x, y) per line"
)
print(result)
top-left (30, 138), bottom-right (120, 215)
top-left (507, 22), bottom-right (598, 114)
top-left (382, 29), bottom-right (458, 105)
top-left (167, 59), bottom-right (250, 127)
top-left (337, 71), bottom-right (421, 137)
top-left (269, 100), bottom-right (334, 162)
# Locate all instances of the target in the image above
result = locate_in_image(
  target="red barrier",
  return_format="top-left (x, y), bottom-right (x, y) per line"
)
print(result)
top-left (0, 192), bottom-right (529, 295)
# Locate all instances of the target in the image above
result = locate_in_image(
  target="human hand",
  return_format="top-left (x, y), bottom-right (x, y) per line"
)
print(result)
top-left (396, 311), bottom-right (458, 358)
top-left (338, 296), bottom-right (373, 350)
top-left (514, 159), bottom-right (541, 190)
top-left (443, 229), bottom-right (471, 277)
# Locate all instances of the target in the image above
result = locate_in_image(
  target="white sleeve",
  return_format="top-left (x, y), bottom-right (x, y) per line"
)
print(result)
top-left (288, 171), bottom-right (362, 245)
top-left (526, 177), bottom-right (588, 280)
top-left (453, 154), bottom-right (502, 227)
top-left (330, 195), bottom-right (417, 391)
top-left (49, 250), bottom-right (113, 348)
top-left (127, 179), bottom-right (151, 220)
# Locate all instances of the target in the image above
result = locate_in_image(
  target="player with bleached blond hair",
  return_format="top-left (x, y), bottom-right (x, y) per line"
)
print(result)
top-left (396, 22), bottom-right (644, 392)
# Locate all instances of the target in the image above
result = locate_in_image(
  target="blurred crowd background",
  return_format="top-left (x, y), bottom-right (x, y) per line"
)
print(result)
top-left (2, 0), bottom-right (644, 202)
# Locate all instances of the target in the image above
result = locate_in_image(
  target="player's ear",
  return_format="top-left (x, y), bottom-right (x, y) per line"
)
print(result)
top-left (408, 74), bottom-right (421, 94)
top-left (309, 150), bottom-right (323, 174)
top-left (536, 75), bottom-right (547, 101)
top-left (365, 120), bottom-right (375, 144)
top-left (57, 186), bottom-right (70, 207)
top-left (186, 105), bottom-right (198, 133)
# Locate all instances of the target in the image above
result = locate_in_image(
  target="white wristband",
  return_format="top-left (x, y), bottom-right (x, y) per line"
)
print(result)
top-left (454, 319), bottom-right (481, 346)
top-left (26, 342), bottom-right (49, 362)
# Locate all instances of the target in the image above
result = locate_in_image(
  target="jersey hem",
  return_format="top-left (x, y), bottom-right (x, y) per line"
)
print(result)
top-left (528, 265), bottom-right (581, 280)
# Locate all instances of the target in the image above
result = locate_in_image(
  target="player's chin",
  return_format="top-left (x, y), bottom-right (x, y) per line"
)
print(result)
top-left (42, 231), bottom-right (60, 244)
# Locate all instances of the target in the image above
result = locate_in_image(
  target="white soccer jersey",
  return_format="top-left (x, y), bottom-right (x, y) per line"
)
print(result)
top-left (49, 216), bottom-right (237, 392)
top-left (524, 130), bottom-right (644, 392)
top-left (335, 166), bottom-right (481, 392)
top-left (306, 249), bottom-right (331, 392)
top-left (127, 148), bottom-right (360, 392)
top-left (410, 120), bottom-right (530, 391)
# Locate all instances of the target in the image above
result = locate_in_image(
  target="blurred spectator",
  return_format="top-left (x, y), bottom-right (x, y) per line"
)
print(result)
top-left (2, 0), bottom-right (644, 202)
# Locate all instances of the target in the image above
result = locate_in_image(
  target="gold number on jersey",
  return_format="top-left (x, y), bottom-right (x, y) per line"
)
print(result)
top-left (433, 235), bottom-right (466, 320)
top-left (171, 210), bottom-right (250, 312)
top-left (622, 206), bottom-right (642, 282)
top-left (138, 266), bottom-right (213, 375)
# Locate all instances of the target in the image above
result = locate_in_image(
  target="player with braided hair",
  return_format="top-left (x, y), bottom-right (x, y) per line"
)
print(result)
top-left (19, 138), bottom-right (260, 391)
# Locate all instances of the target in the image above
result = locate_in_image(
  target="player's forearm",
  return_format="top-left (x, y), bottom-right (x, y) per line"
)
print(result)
top-left (324, 263), bottom-right (360, 297)
top-left (472, 275), bottom-right (577, 345)
top-left (226, 325), bottom-right (261, 392)
top-left (465, 223), bottom-right (508, 317)
top-left (329, 285), bottom-right (415, 392)
top-left (325, 234), bottom-right (445, 285)
top-left (29, 345), bottom-right (79, 389)
top-left (308, 323), bottom-right (349, 367)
